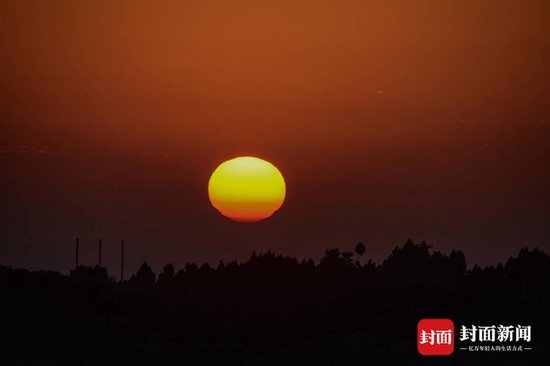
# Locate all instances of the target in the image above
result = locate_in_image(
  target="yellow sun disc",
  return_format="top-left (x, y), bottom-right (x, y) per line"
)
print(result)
top-left (208, 157), bottom-right (286, 223)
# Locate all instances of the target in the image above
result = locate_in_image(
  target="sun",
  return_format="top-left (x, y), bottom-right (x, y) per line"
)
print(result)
top-left (208, 157), bottom-right (286, 223)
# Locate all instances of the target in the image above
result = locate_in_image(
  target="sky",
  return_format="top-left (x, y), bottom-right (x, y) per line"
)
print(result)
top-left (1, 0), bottom-right (549, 278)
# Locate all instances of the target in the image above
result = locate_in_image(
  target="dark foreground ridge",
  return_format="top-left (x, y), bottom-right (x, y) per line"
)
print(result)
top-left (2, 239), bottom-right (550, 365)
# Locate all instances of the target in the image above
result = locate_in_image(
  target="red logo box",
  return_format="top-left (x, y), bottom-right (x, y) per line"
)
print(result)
top-left (417, 319), bottom-right (454, 356)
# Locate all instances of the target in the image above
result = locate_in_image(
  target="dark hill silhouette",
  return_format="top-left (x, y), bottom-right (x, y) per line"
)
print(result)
top-left (2, 239), bottom-right (549, 365)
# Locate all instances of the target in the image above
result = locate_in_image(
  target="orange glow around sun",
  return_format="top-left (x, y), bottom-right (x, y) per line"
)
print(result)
top-left (208, 157), bottom-right (286, 223)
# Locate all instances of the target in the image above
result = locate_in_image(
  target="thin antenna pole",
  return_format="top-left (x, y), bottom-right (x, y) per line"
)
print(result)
top-left (99, 239), bottom-right (102, 267)
top-left (76, 238), bottom-right (79, 268)
top-left (121, 240), bottom-right (124, 282)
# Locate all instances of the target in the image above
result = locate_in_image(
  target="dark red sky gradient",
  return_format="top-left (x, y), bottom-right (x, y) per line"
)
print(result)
top-left (1, 0), bottom-right (549, 277)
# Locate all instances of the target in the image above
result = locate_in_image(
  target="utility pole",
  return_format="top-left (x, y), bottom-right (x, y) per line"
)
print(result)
top-left (99, 239), bottom-right (102, 267)
top-left (121, 240), bottom-right (124, 282)
top-left (75, 238), bottom-right (79, 268)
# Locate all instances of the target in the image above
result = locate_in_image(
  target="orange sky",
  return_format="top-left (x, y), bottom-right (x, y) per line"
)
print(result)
top-left (1, 0), bottom-right (549, 275)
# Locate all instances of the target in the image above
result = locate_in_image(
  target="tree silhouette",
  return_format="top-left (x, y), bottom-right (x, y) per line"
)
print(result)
top-left (185, 262), bottom-right (199, 276)
top-left (128, 261), bottom-right (156, 289)
top-left (70, 264), bottom-right (108, 283)
top-left (448, 249), bottom-right (467, 277)
top-left (354, 242), bottom-right (366, 266)
top-left (157, 263), bottom-right (175, 289)
top-left (381, 239), bottom-right (435, 280)
top-left (198, 263), bottom-right (214, 280)
top-left (320, 248), bottom-right (354, 269)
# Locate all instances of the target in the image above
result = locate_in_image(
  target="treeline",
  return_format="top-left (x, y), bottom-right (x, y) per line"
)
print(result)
top-left (2, 239), bottom-right (549, 365)
top-left (63, 238), bottom-right (549, 290)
